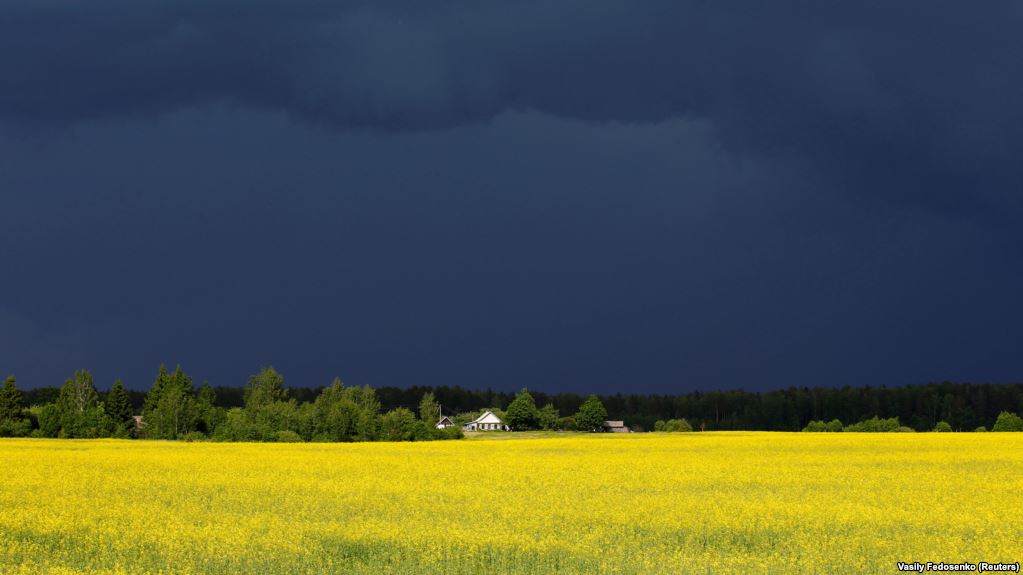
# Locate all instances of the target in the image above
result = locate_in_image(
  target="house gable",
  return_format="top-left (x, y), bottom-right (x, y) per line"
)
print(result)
top-left (464, 410), bottom-right (508, 431)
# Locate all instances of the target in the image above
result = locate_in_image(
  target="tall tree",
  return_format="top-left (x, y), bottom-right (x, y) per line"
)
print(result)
top-left (575, 394), bottom-right (608, 432)
top-left (505, 388), bottom-right (539, 431)
top-left (538, 403), bottom-right (560, 430)
top-left (57, 369), bottom-right (109, 438)
top-left (419, 392), bottom-right (440, 425)
top-left (143, 365), bottom-right (197, 439)
top-left (58, 369), bottom-right (99, 416)
top-left (245, 366), bottom-right (286, 412)
top-left (104, 378), bottom-right (133, 430)
top-left (313, 378), bottom-right (380, 441)
top-left (0, 375), bottom-right (23, 422)
top-left (195, 382), bottom-right (224, 435)
top-left (142, 365), bottom-right (170, 416)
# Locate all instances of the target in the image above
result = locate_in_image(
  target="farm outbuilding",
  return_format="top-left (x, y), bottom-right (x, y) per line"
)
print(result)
top-left (436, 416), bottom-right (455, 429)
top-left (602, 420), bottom-right (630, 433)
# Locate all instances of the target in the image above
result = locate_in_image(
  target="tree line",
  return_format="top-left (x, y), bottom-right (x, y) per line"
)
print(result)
top-left (802, 412), bottom-right (1023, 433)
top-left (4, 371), bottom-right (1023, 437)
top-left (0, 367), bottom-right (464, 441)
top-left (343, 381), bottom-right (1023, 432)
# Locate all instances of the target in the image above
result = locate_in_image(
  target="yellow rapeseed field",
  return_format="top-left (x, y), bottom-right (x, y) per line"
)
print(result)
top-left (1, 433), bottom-right (1021, 574)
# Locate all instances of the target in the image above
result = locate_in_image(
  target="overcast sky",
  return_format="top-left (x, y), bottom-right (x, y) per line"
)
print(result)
top-left (2, 1), bottom-right (1022, 392)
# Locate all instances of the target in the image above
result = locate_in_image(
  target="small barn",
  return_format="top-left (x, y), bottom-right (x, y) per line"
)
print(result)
top-left (436, 416), bottom-right (455, 429)
top-left (463, 410), bottom-right (509, 431)
top-left (602, 420), bottom-right (630, 433)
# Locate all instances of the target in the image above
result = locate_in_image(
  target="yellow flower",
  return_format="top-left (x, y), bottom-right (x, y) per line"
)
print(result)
top-left (1, 433), bottom-right (1021, 574)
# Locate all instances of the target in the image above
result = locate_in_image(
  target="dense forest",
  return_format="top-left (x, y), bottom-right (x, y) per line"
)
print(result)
top-left (367, 382), bottom-right (1023, 431)
top-left (4, 366), bottom-right (1023, 438)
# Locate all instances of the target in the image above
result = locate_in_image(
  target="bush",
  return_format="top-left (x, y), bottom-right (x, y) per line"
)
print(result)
top-left (896, 426), bottom-right (916, 433)
top-left (826, 419), bottom-right (844, 432)
top-left (110, 423), bottom-right (134, 439)
top-left (802, 420), bottom-right (826, 432)
top-left (975, 426), bottom-right (988, 432)
top-left (180, 431), bottom-right (207, 442)
top-left (213, 408), bottom-right (257, 442)
top-left (844, 416), bottom-right (900, 432)
top-left (33, 404), bottom-right (61, 438)
top-left (0, 418), bottom-right (32, 437)
top-left (992, 411), bottom-right (1023, 432)
top-left (655, 418), bottom-right (692, 432)
top-left (381, 408), bottom-right (419, 441)
top-left (273, 430), bottom-right (304, 443)
top-left (933, 421), bottom-right (952, 432)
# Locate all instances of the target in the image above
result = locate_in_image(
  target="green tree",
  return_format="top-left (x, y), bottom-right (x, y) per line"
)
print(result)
top-left (195, 382), bottom-right (224, 435)
top-left (0, 375), bottom-right (23, 422)
top-left (505, 388), bottom-right (539, 431)
top-left (245, 366), bottom-right (287, 412)
top-left (347, 385), bottom-right (382, 440)
top-left (313, 378), bottom-right (360, 441)
top-left (0, 375), bottom-right (30, 437)
top-left (104, 379), bottom-right (133, 433)
top-left (57, 369), bottom-right (110, 438)
top-left (575, 394), bottom-right (608, 432)
top-left (419, 392), bottom-right (440, 426)
top-left (143, 365), bottom-right (197, 439)
top-left (58, 369), bottom-right (99, 416)
top-left (992, 411), bottom-right (1023, 432)
top-left (933, 421), bottom-right (953, 432)
top-left (825, 419), bottom-right (844, 432)
top-left (538, 403), bottom-right (560, 430)
top-left (33, 404), bottom-right (61, 437)
top-left (214, 408), bottom-right (255, 441)
top-left (142, 364), bottom-right (170, 416)
top-left (381, 407), bottom-right (420, 441)
top-left (250, 399), bottom-right (301, 441)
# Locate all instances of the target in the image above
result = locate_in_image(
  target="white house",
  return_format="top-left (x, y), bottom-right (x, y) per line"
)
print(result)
top-left (463, 410), bottom-right (509, 431)
top-left (436, 416), bottom-right (455, 429)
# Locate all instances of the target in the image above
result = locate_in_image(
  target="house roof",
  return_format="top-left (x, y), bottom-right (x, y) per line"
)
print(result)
top-left (470, 410), bottom-right (503, 424)
top-left (603, 420), bottom-right (625, 427)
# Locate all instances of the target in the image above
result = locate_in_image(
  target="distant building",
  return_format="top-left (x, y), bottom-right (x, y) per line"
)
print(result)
top-left (132, 415), bottom-right (145, 432)
top-left (463, 410), bottom-right (510, 431)
top-left (602, 420), bottom-right (630, 433)
top-left (436, 416), bottom-right (455, 429)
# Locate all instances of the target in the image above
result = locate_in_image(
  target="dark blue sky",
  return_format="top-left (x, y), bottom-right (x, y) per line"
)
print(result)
top-left (2, 1), bottom-right (1022, 392)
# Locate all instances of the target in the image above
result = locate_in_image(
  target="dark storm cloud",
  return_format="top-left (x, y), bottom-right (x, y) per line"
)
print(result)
top-left (2, 108), bottom-right (1020, 391)
top-left (0, 3), bottom-right (1018, 135)
top-left (2, 2), bottom-right (1023, 391)
top-left (4, 1), bottom-right (1022, 218)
